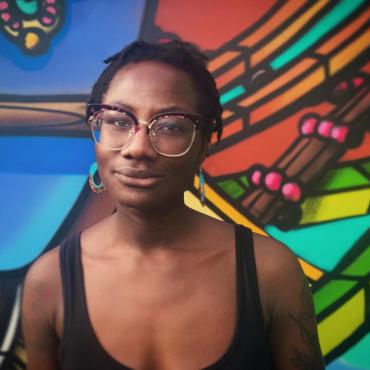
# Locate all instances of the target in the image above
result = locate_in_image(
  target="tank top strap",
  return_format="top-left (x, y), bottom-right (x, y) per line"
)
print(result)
top-left (59, 232), bottom-right (85, 337)
top-left (234, 224), bottom-right (273, 369)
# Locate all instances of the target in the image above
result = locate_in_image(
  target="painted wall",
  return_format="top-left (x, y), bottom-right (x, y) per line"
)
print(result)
top-left (0, 1), bottom-right (369, 369)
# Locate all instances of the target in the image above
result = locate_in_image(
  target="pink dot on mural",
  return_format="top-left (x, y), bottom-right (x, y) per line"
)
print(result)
top-left (0, 2), bottom-right (8, 11)
top-left (46, 0), bottom-right (56, 3)
top-left (331, 126), bottom-right (349, 143)
top-left (301, 117), bottom-right (318, 135)
top-left (11, 21), bottom-right (20, 30)
top-left (318, 120), bottom-right (334, 137)
top-left (1, 12), bottom-right (10, 21)
top-left (352, 76), bottom-right (364, 88)
top-left (265, 172), bottom-right (282, 191)
top-left (46, 6), bottom-right (57, 15)
top-left (334, 81), bottom-right (348, 92)
top-left (251, 170), bottom-right (262, 185)
top-left (282, 183), bottom-right (301, 201)
top-left (42, 16), bottom-right (53, 25)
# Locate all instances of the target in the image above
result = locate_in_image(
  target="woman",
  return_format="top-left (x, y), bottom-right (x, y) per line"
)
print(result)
top-left (22, 41), bottom-right (325, 370)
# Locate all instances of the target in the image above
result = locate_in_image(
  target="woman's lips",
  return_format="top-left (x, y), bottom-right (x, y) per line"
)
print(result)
top-left (114, 167), bottom-right (164, 188)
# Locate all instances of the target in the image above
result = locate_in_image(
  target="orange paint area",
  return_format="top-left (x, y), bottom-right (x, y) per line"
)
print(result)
top-left (239, 58), bottom-right (317, 108)
top-left (212, 118), bottom-right (243, 143)
top-left (316, 10), bottom-right (370, 55)
top-left (250, 0), bottom-right (330, 67)
top-left (328, 28), bottom-right (370, 75)
top-left (215, 62), bottom-right (245, 89)
top-left (222, 110), bottom-right (234, 119)
top-left (204, 103), bottom-right (335, 177)
top-left (238, 0), bottom-right (308, 47)
top-left (249, 67), bottom-right (326, 124)
top-left (209, 51), bottom-right (241, 73)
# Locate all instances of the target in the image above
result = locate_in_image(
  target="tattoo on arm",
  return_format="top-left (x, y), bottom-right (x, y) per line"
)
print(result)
top-left (288, 280), bottom-right (325, 370)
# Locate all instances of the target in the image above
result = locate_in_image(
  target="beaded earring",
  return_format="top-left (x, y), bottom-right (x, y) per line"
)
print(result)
top-left (198, 167), bottom-right (205, 206)
top-left (88, 162), bottom-right (105, 193)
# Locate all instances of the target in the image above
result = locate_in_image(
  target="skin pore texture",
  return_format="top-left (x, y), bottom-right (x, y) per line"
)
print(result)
top-left (22, 61), bottom-right (325, 370)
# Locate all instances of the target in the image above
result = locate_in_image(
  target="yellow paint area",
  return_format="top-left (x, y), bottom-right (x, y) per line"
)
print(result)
top-left (193, 176), bottom-right (266, 235)
top-left (189, 178), bottom-right (323, 278)
top-left (298, 258), bottom-right (324, 281)
top-left (318, 289), bottom-right (365, 355)
top-left (184, 190), bottom-right (222, 220)
top-left (25, 32), bottom-right (40, 49)
top-left (300, 188), bottom-right (370, 224)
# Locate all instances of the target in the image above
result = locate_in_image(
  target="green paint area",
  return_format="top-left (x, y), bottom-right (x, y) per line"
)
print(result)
top-left (315, 167), bottom-right (369, 192)
top-left (340, 333), bottom-right (370, 370)
top-left (343, 244), bottom-right (370, 276)
top-left (240, 176), bottom-right (249, 187)
top-left (16, 0), bottom-right (38, 15)
top-left (361, 160), bottom-right (370, 175)
top-left (265, 214), bottom-right (370, 271)
top-left (314, 279), bottom-right (357, 315)
top-left (218, 177), bottom-right (249, 199)
top-left (271, 0), bottom-right (365, 70)
top-left (220, 85), bottom-right (246, 105)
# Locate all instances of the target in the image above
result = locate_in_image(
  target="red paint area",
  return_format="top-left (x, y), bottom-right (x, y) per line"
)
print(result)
top-left (155, 0), bottom-right (277, 50)
top-left (204, 103), bottom-right (335, 177)
top-left (339, 132), bottom-right (370, 163)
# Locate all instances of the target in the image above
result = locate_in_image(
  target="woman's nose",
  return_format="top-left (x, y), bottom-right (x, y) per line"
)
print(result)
top-left (121, 124), bottom-right (157, 159)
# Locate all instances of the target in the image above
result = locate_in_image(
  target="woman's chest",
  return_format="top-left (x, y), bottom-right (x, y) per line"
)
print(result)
top-left (61, 248), bottom-right (238, 370)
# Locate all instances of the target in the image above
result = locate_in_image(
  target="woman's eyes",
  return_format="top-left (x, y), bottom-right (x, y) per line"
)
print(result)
top-left (156, 123), bottom-right (185, 134)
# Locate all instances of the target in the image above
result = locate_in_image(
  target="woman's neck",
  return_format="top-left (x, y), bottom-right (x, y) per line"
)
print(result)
top-left (110, 199), bottom-right (196, 252)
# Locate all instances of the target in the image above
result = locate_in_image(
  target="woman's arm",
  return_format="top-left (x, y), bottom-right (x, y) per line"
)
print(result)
top-left (22, 249), bottom-right (61, 370)
top-left (256, 236), bottom-right (325, 369)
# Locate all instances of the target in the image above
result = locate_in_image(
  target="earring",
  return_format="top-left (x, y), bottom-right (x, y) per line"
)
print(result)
top-left (198, 167), bottom-right (205, 206)
top-left (88, 162), bottom-right (105, 193)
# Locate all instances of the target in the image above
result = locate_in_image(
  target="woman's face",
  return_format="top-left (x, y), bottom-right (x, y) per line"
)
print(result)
top-left (96, 61), bottom-right (208, 210)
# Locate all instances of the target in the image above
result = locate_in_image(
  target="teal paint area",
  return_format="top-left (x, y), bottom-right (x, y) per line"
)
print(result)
top-left (0, 173), bottom-right (86, 270)
top-left (265, 214), bottom-right (370, 271)
top-left (271, 0), bottom-right (365, 70)
top-left (16, 0), bottom-right (38, 15)
top-left (327, 333), bottom-right (370, 370)
top-left (220, 85), bottom-right (246, 104)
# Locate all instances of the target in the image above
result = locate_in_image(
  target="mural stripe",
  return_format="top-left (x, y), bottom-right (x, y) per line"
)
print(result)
top-left (251, 0), bottom-right (330, 67)
top-left (318, 289), bottom-right (365, 355)
top-left (271, 0), bottom-right (365, 70)
top-left (300, 188), bottom-right (370, 223)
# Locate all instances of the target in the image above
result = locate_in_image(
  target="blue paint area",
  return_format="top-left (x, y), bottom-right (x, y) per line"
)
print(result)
top-left (265, 214), bottom-right (370, 271)
top-left (0, 136), bottom-right (95, 270)
top-left (328, 358), bottom-right (368, 370)
top-left (0, 173), bottom-right (86, 270)
top-left (0, 0), bottom-right (146, 93)
top-left (271, 0), bottom-right (365, 70)
top-left (0, 136), bottom-right (95, 174)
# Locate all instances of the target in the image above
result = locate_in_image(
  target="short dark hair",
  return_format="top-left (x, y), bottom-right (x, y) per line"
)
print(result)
top-left (87, 40), bottom-right (223, 142)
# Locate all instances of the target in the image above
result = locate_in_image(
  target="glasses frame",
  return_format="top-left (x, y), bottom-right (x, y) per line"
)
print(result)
top-left (87, 104), bottom-right (203, 157)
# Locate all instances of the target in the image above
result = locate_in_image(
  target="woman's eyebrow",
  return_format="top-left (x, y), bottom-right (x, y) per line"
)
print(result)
top-left (108, 102), bottom-right (189, 114)
top-left (155, 105), bottom-right (189, 114)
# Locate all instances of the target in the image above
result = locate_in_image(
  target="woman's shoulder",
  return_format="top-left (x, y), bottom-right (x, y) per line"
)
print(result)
top-left (23, 245), bottom-right (62, 304)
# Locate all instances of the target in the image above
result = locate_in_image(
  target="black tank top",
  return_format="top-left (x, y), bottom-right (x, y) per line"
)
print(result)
top-left (58, 225), bottom-right (274, 369)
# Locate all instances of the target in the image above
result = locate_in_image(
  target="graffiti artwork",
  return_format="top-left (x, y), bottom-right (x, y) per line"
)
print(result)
top-left (0, 1), bottom-right (369, 369)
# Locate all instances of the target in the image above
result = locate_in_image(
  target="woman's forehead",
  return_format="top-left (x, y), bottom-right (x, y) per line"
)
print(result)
top-left (104, 61), bottom-right (200, 111)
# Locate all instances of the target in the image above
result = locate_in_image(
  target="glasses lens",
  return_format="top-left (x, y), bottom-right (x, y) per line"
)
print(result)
top-left (90, 110), bottom-right (135, 149)
top-left (151, 115), bottom-right (195, 155)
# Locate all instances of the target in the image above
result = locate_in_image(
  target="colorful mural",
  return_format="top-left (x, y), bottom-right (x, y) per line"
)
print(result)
top-left (0, 1), bottom-right (369, 369)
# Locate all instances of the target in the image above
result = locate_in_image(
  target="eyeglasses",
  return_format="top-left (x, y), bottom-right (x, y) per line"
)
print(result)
top-left (87, 104), bottom-right (203, 157)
